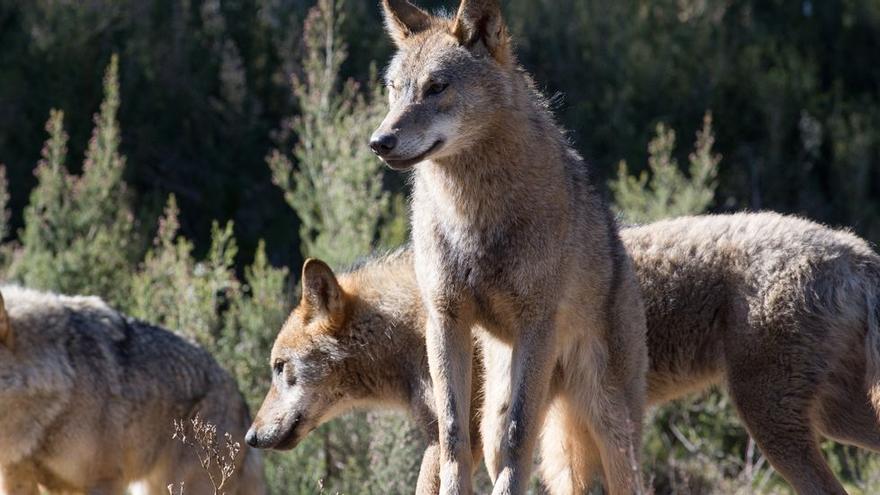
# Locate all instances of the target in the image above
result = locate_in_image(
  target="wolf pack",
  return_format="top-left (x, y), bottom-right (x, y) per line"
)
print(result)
top-left (1, 1), bottom-right (878, 494)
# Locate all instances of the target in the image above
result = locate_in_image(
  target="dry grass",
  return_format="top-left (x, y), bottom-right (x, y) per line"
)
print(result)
top-left (168, 414), bottom-right (241, 495)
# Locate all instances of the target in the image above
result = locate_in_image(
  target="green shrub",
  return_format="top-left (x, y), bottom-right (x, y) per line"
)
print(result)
top-left (10, 56), bottom-right (139, 306)
top-left (267, 0), bottom-right (401, 268)
top-left (129, 195), bottom-right (239, 349)
top-left (611, 112), bottom-right (720, 225)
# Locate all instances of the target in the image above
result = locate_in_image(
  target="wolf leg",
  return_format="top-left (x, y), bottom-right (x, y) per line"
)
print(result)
top-left (537, 398), bottom-right (602, 495)
top-left (817, 392), bottom-right (880, 452)
top-left (814, 334), bottom-right (880, 452)
top-left (0, 463), bottom-right (39, 495)
top-left (415, 442), bottom-right (442, 495)
top-left (478, 331), bottom-right (512, 483)
top-left (491, 316), bottom-right (556, 495)
top-left (573, 389), bottom-right (644, 495)
top-left (425, 308), bottom-right (474, 495)
top-left (728, 362), bottom-right (847, 495)
top-left (556, 339), bottom-right (644, 495)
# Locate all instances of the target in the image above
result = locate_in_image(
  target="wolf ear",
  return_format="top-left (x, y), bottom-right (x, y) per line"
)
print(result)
top-left (452, 0), bottom-right (510, 64)
top-left (381, 0), bottom-right (433, 45)
top-left (301, 259), bottom-right (344, 317)
top-left (0, 291), bottom-right (12, 349)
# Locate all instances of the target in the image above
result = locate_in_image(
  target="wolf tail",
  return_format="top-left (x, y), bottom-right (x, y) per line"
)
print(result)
top-left (865, 274), bottom-right (880, 422)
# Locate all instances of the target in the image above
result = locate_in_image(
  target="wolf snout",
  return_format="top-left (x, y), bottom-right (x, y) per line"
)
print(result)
top-left (245, 427), bottom-right (260, 448)
top-left (369, 133), bottom-right (398, 157)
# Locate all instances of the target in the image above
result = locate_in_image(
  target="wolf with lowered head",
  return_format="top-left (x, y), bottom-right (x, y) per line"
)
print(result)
top-left (370, 1), bottom-right (649, 494)
top-left (0, 286), bottom-right (265, 495)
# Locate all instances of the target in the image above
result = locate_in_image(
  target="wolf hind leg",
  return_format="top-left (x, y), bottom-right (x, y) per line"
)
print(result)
top-left (0, 463), bottom-right (39, 495)
top-left (577, 392), bottom-right (644, 495)
top-left (818, 394), bottom-right (880, 453)
top-left (560, 347), bottom-right (645, 495)
top-left (727, 356), bottom-right (846, 495)
top-left (537, 398), bottom-right (603, 495)
top-left (816, 351), bottom-right (880, 453)
top-left (478, 331), bottom-right (513, 483)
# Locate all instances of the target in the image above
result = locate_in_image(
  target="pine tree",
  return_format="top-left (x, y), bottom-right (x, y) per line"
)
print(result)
top-left (11, 56), bottom-right (138, 305)
top-left (611, 112), bottom-right (721, 224)
top-left (267, 0), bottom-right (401, 268)
top-left (129, 195), bottom-right (238, 348)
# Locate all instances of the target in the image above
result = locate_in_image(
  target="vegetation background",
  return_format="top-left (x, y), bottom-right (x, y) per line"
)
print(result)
top-left (0, 0), bottom-right (878, 493)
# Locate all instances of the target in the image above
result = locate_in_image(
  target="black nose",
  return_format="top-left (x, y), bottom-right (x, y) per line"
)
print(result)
top-left (370, 134), bottom-right (397, 156)
top-left (245, 428), bottom-right (259, 448)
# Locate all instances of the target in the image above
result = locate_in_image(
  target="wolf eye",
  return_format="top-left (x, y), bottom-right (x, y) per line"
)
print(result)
top-left (426, 82), bottom-right (449, 97)
top-left (273, 360), bottom-right (285, 376)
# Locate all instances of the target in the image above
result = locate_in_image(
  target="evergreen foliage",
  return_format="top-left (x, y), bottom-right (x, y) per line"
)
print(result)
top-left (612, 112), bottom-right (720, 224)
top-left (267, 0), bottom-right (396, 267)
top-left (11, 58), bottom-right (138, 306)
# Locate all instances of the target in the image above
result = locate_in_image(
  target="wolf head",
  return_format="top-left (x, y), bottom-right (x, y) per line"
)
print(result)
top-left (370, 0), bottom-right (514, 170)
top-left (246, 260), bottom-right (363, 451)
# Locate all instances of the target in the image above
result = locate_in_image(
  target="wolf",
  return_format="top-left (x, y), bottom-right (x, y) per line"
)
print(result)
top-left (245, 256), bottom-right (484, 495)
top-left (248, 213), bottom-right (880, 495)
top-left (370, 1), bottom-right (649, 494)
top-left (0, 286), bottom-right (265, 495)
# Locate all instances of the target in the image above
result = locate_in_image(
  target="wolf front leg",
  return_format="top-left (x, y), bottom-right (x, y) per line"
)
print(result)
top-left (425, 308), bottom-right (475, 495)
top-left (491, 316), bottom-right (557, 495)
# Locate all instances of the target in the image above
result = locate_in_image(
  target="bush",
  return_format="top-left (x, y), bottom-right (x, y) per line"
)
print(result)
top-left (611, 112), bottom-right (720, 225)
top-left (267, 0), bottom-right (399, 268)
top-left (129, 195), bottom-right (239, 349)
top-left (9, 56), bottom-right (139, 306)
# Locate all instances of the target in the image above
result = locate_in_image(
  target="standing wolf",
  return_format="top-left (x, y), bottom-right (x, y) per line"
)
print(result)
top-left (249, 213), bottom-right (880, 495)
top-left (370, 1), bottom-right (648, 494)
top-left (0, 286), bottom-right (265, 495)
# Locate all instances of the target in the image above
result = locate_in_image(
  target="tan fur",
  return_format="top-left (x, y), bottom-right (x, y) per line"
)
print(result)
top-left (246, 252), bottom-right (483, 495)
top-left (372, 1), bottom-right (648, 494)
top-left (0, 286), bottom-right (265, 495)
top-left (620, 212), bottom-right (880, 495)
top-left (253, 213), bottom-right (880, 495)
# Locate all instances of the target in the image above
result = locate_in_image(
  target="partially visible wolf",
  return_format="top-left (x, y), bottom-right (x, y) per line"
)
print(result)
top-left (0, 286), bottom-right (265, 495)
top-left (371, 1), bottom-right (648, 493)
top-left (249, 213), bottom-right (880, 495)
top-left (245, 257), bottom-right (484, 495)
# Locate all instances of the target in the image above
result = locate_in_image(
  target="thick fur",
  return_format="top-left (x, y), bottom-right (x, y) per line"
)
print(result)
top-left (373, 1), bottom-right (648, 494)
top-left (246, 253), bottom-right (483, 495)
top-left (624, 212), bottom-right (880, 495)
top-left (252, 213), bottom-right (880, 495)
top-left (0, 286), bottom-right (265, 495)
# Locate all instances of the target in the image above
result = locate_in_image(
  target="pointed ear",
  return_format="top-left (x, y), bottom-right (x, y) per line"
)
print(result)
top-left (381, 0), bottom-right (433, 45)
top-left (0, 291), bottom-right (12, 349)
top-left (301, 259), bottom-right (344, 317)
top-left (452, 0), bottom-right (511, 64)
